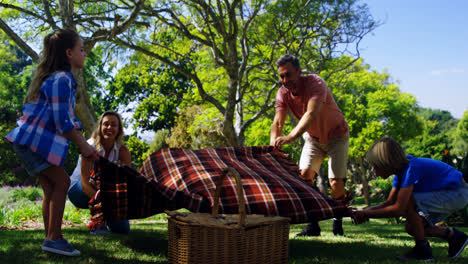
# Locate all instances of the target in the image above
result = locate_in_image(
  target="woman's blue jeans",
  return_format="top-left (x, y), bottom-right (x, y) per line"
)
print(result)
top-left (68, 180), bottom-right (130, 234)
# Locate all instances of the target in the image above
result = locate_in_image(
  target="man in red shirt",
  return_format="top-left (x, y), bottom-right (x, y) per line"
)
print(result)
top-left (271, 54), bottom-right (349, 236)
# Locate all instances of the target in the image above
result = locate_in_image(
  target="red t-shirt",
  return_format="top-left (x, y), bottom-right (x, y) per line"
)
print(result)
top-left (275, 74), bottom-right (348, 143)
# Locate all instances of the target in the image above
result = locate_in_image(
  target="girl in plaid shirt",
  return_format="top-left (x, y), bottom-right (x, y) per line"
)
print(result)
top-left (6, 29), bottom-right (99, 256)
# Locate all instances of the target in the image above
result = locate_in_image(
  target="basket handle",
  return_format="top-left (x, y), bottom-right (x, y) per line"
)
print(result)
top-left (212, 167), bottom-right (246, 227)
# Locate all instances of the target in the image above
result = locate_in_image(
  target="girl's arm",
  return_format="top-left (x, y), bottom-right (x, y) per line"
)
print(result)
top-left (80, 156), bottom-right (96, 199)
top-left (64, 129), bottom-right (99, 161)
top-left (118, 145), bottom-right (131, 166)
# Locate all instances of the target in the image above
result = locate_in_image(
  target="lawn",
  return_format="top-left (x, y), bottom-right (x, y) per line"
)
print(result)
top-left (1, 218), bottom-right (467, 263)
top-left (1, 186), bottom-right (467, 263)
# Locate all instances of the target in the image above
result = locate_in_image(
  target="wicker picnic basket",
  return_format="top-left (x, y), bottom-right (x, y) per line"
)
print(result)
top-left (166, 167), bottom-right (290, 264)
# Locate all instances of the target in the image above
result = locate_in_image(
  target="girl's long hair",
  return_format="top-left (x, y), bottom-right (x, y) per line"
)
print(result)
top-left (24, 29), bottom-right (80, 103)
top-left (91, 111), bottom-right (125, 151)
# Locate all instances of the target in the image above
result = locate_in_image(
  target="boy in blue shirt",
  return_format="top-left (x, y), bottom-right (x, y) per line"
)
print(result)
top-left (353, 137), bottom-right (468, 261)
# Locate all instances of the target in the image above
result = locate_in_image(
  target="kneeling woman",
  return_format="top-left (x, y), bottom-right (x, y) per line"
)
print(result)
top-left (68, 111), bottom-right (131, 234)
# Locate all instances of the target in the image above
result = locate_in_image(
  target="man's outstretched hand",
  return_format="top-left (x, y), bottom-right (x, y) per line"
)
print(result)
top-left (273, 135), bottom-right (294, 148)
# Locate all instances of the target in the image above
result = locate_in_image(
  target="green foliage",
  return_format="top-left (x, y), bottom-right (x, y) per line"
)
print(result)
top-left (107, 54), bottom-right (194, 132)
top-left (0, 186), bottom-right (90, 227)
top-left (107, 0), bottom-right (379, 145)
top-left (0, 199), bottom-right (42, 226)
top-left (167, 105), bottom-right (228, 150)
top-left (453, 108), bottom-right (468, 156)
top-left (83, 46), bottom-right (116, 115)
top-left (245, 117), bottom-right (272, 147)
top-left (166, 106), bottom-right (195, 149)
top-left (0, 186), bottom-right (42, 226)
top-left (10, 187), bottom-right (42, 202)
top-left (419, 108), bottom-right (458, 134)
top-left (62, 204), bottom-right (91, 224)
top-left (0, 32), bottom-right (33, 186)
top-left (402, 108), bottom-right (458, 160)
top-left (325, 59), bottom-right (423, 161)
top-left (368, 177), bottom-right (393, 199)
top-left (403, 120), bottom-right (447, 160)
top-left (125, 135), bottom-right (150, 169)
top-left (148, 129), bottom-right (170, 154)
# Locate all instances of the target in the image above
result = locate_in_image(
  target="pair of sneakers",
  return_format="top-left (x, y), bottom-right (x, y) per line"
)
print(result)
top-left (295, 218), bottom-right (344, 237)
top-left (42, 237), bottom-right (80, 257)
top-left (397, 228), bottom-right (468, 261)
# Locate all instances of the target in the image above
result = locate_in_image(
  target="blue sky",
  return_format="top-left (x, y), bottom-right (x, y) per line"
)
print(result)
top-left (359, 0), bottom-right (467, 119)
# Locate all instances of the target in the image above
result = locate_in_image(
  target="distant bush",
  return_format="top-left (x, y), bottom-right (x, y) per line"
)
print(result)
top-left (368, 177), bottom-right (393, 199)
top-left (10, 186), bottom-right (43, 202)
top-left (149, 129), bottom-right (170, 153)
top-left (0, 186), bottom-right (89, 227)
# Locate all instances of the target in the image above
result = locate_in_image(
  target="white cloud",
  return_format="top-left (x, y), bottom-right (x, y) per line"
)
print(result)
top-left (451, 68), bottom-right (465, 73)
top-left (431, 69), bottom-right (445, 75)
top-left (430, 68), bottom-right (465, 75)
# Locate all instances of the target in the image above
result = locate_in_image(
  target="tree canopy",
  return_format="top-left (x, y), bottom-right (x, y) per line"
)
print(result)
top-left (2, 1), bottom-right (461, 194)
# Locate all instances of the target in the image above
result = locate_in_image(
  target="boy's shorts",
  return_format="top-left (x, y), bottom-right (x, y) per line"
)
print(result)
top-left (299, 133), bottom-right (349, 179)
top-left (413, 181), bottom-right (468, 226)
top-left (12, 142), bottom-right (51, 177)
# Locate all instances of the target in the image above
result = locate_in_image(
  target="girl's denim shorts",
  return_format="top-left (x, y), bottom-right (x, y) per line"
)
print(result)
top-left (12, 142), bottom-right (51, 177)
top-left (413, 181), bottom-right (468, 226)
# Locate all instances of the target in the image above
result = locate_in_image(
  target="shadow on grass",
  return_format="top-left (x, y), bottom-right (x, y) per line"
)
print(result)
top-left (1, 221), bottom-right (467, 264)
top-left (0, 225), bottom-right (169, 264)
top-left (289, 239), bottom-right (393, 264)
top-left (119, 223), bottom-right (168, 256)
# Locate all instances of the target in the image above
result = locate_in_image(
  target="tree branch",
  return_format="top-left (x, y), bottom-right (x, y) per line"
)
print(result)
top-left (241, 83), bottom-right (278, 134)
top-left (114, 37), bottom-right (226, 114)
top-left (0, 3), bottom-right (48, 22)
top-left (0, 19), bottom-right (39, 62)
top-left (41, 0), bottom-right (58, 29)
top-left (86, 0), bottom-right (145, 52)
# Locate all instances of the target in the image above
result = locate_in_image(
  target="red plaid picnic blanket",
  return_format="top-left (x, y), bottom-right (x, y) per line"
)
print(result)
top-left (139, 146), bottom-right (350, 223)
top-left (88, 157), bottom-right (180, 226)
top-left (91, 146), bottom-right (350, 224)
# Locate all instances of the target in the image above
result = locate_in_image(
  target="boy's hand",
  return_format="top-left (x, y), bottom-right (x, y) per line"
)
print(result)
top-left (351, 210), bottom-right (370, 224)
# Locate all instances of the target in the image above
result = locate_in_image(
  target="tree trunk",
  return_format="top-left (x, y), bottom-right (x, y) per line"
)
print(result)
top-left (74, 72), bottom-right (97, 137)
top-left (57, 0), bottom-right (97, 137)
top-left (358, 155), bottom-right (371, 206)
top-left (234, 86), bottom-right (244, 146)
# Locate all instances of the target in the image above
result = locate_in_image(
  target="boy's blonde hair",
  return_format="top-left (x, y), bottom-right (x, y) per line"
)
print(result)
top-left (366, 137), bottom-right (409, 171)
top-left (25, 29), bottom-right (81, 103)
top-left (91, 111), bottom-right (124, 151)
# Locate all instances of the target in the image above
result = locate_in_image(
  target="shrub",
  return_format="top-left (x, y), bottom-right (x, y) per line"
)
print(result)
top-left (10, 186), bottom-right (43, 202)
top-left (368, 177), bottom-right (393, 199)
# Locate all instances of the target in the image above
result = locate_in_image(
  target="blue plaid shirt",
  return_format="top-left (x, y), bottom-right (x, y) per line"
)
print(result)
top-left (6, 71), bottom-right (82, 167)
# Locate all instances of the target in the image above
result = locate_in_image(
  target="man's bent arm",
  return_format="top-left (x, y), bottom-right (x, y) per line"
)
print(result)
top-left (270, 110), bottom-right (287, 145)
top-left (287, 98), bottom-right (321, 141)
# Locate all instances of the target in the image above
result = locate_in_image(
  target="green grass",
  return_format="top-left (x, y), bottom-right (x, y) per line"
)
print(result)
top-left (1, 186), bottom-right (467, 263)
top-left (1, 218), bottom-right (467, 263)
